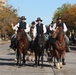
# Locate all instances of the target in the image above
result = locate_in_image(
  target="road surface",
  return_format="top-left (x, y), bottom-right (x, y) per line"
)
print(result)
top-left (0, 43), bottom-right (76, 75)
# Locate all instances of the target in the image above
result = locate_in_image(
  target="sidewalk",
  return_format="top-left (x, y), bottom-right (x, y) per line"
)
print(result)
top-left (0, 40), bottom-right (10, 45)
top-left (0, 41), bottom-right (10, 55)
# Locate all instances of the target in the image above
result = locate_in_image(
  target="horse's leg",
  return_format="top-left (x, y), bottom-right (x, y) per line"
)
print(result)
top-left (59, 51), bottom-right (62, 68)
top-left (41, 50), bottom-right (44, 68)
top-left (54, 56), bottom-right (56, 67)
top-left (27, 50), bottom-right (31, 61)
top-left (19, 52), bottom-right (22, 66)
top-left (34, 51), bottom-right (37, 66)
top-left (62, 50), bottom-right (66, 65)
top-left (20, 54), bottom-right (22, 65)
top-left (50, 45), bottom-right (53, 62)
top-left (23, 52), bottom-right (26, 66)
top-left (17, 50), bottom-right (19, 65)
top-left (53, 50), bottom-right (56, 67)
top-left (31, 51), bottom-right (35, 62)
top-left (14, 50), bottom-right (17, 62)
top-left (56, 50), bottom-right (60, 69)
top-left (38, 54), bottom-right (40, 66)
top-left (56, 56), bottom-right (61, 69)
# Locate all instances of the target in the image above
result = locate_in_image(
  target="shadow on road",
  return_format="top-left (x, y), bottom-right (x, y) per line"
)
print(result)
top-left (0, 57), bottom-right (53, 68)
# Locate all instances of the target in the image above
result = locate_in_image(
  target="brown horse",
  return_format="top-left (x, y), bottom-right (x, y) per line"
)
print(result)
top-left (53, 27), bottom-right (66, 69)
top-left (16, 27), bottom-right (29, 66)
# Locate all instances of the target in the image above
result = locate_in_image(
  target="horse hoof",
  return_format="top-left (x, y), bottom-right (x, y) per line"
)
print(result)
top-left (14, 59), bottom-right (17, 62)
top-left (33, 64), bottom-right (37, 67)
top-left (16, 63), bottom-right (18, 65)
top-left (60, 62), bottom-right (62, 68)
top-left (57, 66), bottom-right (60, 69)
top-left (62, 62), bottom-right (66, 65)
top-left (57, 63), bottom-right (60, 69)
top-left (31, 59), bottom-right (35, 62)
top-left (54, 64), bottom-right (56, 67)
top-left (38, 64), bottom-right (40, 66)
top-left (22, 63), bottom-right (25, 66)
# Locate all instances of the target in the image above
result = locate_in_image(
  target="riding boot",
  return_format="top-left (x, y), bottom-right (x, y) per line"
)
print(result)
top-left (33, 51), bottom-right (37, 67)
top-left (10, 38), bottom-right (16, 50)
top-left (62, 58), bottom-right (66, 65)
top-left (10, 38), bottom-right (14, 49)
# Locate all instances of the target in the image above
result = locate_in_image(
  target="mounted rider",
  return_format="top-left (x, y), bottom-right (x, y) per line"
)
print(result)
top-left (30, 17), bottom-right (47, 48)
top-left (50, 17), bottom-right (70, 52)
top-left (34, 17), bottom-right (46, 38)
top-left (30, 21), bottom-right (36, 41)
top-left (10, 16), bottom-right (31, 49)
top-left (48, 21), bottom-right (54, 35)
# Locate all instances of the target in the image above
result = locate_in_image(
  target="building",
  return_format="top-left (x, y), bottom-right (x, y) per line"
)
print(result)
top-left (0, 0), bottom-right (6, 7)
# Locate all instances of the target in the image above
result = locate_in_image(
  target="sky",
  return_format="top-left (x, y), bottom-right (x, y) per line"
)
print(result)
top-left (7, 0), bottom-right (76, 25)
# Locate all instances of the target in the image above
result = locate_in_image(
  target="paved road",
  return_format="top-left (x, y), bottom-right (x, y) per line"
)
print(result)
top-left (0, 43), bottom-right (76, 75)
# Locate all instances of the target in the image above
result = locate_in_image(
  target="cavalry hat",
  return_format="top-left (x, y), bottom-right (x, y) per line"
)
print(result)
top-left (31, 21), bottom-right (35, 25)
top-left (36, 17), bottom-right (42, 22)
top-left (20, 16), bottom-right (26, 20)
top-left (57, 17), bottom-right (63, 20)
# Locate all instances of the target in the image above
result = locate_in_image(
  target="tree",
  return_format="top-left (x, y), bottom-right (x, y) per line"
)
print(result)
top-left (53, 3), bottom-right (71, 22)
top-left (0, 5), bottom-right (19, 39)
top-left (63, 4), bottom-right (76, 30)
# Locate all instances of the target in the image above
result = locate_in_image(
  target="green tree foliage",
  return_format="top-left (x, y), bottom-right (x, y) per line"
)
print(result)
top-left (53, 3), bottom-right (76, 30)
top-left (53, 3), bottom-right (71, 22)
top-left (63, 4), bottom-right (76, 30)
top-left (0, 5), bottom-right (19, 38)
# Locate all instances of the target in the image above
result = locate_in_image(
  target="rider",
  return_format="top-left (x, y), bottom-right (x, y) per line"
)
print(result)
top-left (34, 17), bottom-right (46, 38)
top-left (49, 21), bottom-right (54, 35)
top-left (10, 16), bottom-right (31, 49)
top-left (52, 17), bottom-right (70, 52)
top-left (30, 21), bottom-right (36, 41)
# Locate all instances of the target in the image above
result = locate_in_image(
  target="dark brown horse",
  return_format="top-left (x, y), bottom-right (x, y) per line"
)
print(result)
top-left (34, 34), bottom-right (45, 67)
top-left (16, 27), bottom-right (29, 66)
top-left (53, 27), bottom-right (66, 69)
top-left (45, 37), bottom-right (54, 62)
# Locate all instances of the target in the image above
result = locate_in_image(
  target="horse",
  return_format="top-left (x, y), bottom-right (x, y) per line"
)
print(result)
top-left (46, 35), bottom-right (55, 62)
top-left (16, 27), bottom-right (29, 66)
top-left (53, 27), bottom-right (66, 69)
top-left (27, 26), bottom-right (35, 62)
top-left (34, 33), bottom-right (45, 67)
top-left (45, 31), bottom-right (55, 62)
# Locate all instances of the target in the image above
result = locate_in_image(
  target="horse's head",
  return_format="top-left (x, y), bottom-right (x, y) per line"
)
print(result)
top-left (16, 27), bottom-right (26, 41)
top-left (52, 26), bottom-right (64, 39)
top-left (53, 26), bottom-right (65, 42)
